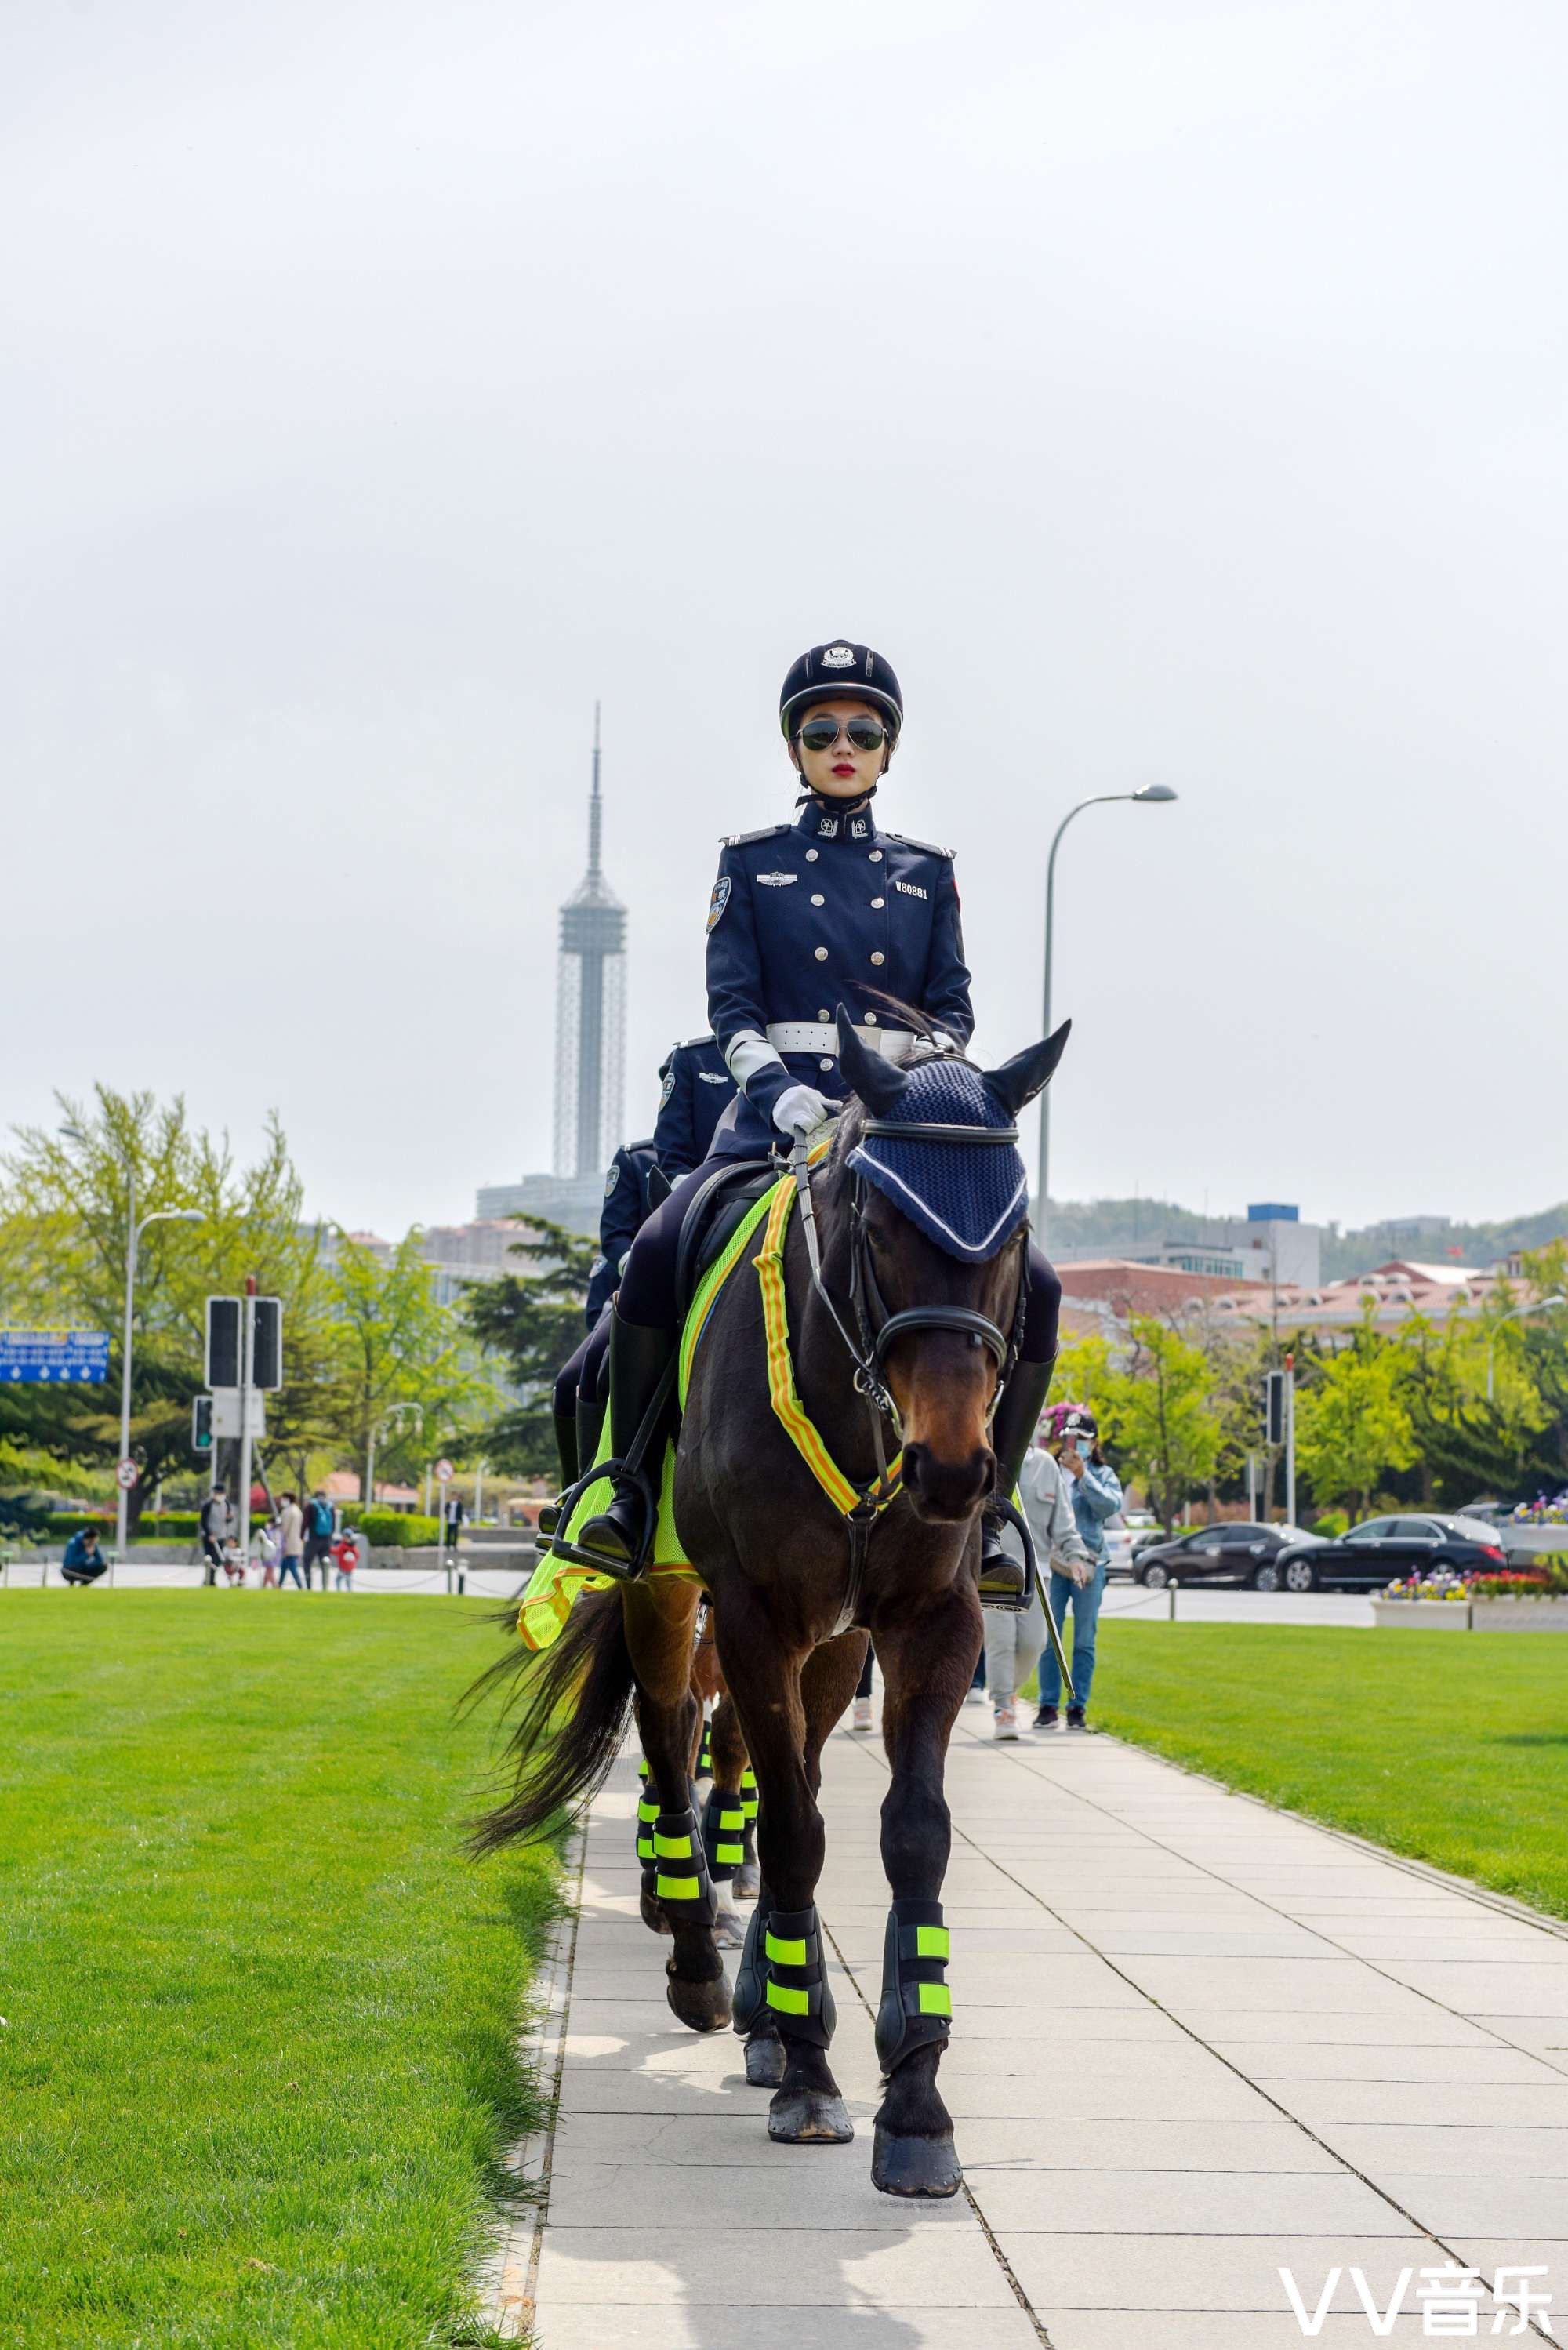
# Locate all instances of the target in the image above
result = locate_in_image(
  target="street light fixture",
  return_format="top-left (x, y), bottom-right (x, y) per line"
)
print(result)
top-left (1036, 785), bottom-right (1180, 1237)
top-left (60, 1124), bottom-right (205, 1562)
top-left (1486, 1295), bottom-right (1567, 1402)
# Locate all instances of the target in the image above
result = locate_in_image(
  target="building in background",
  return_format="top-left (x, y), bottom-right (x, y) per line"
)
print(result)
top-left (472, 1170), bottom-right (604, 1239)
top-left (1111, 1203), bottom-right (1323, 1291)
top-left (553, 704), bottom-right (626, 1182)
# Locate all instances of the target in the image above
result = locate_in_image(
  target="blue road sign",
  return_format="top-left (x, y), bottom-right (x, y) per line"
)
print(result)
top-left (0, 1329), bottom-right (112, 1383)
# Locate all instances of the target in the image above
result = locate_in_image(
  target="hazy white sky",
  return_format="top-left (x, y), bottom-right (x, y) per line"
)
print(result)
top-left (6, 0), bottom-right (1565, 1236)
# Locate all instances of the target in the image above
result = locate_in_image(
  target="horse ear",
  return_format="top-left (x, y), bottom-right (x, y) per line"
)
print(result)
top-left (985, 1020), bottom-right (1072, 1117)
top-left (835, 1007), bottom-right (910, 1116)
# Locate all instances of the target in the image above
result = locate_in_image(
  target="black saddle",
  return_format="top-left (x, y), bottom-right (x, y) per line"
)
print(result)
top-left (674, 1159), bottom-right (782, 1320)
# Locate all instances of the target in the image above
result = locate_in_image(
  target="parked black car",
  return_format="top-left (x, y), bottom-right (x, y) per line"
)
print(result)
top-left (1134, 1523), bottom-right (1322, 1590)
top-left (1273, 1513), bottom-right (1506, 1592)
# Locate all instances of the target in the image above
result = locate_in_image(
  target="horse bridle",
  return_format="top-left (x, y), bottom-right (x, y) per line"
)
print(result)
top-left (787, 1124), bottom-right (1030, 1628)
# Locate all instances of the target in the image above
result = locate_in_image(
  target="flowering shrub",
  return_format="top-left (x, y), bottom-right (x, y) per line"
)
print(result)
top-left (1468, 1568), bottom-right (1568, 1600)
top-left (1381, 1573), bottom-right (1470, 1602)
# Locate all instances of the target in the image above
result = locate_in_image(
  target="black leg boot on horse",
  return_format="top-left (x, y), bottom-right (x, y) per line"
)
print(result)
top-left (576, 1309), bottom-right (677, 1570)
top-left (976, 1354), bottom-right (1056, 1600)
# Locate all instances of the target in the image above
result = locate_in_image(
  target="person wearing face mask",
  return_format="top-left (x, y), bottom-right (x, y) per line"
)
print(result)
top-left (575, 637), bottom-right (1062, 1582)
top-left (1033, 1405), bottom-right (1123, 1733)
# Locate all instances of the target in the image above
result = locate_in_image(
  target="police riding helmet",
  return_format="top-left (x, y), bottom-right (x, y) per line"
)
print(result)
top-left (779, 639), bottom-right (903, 743)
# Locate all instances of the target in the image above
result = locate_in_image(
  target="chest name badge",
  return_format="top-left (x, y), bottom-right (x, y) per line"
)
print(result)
top-left (698, 1069), bottom-right (728, 1084)
top-left (895, 879), bottom-right (928, 899)
top-left (757, 872), bottom-right (797, 887)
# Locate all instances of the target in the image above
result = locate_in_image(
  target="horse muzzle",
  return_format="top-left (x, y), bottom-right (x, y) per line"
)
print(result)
top-left (899, 1440), bottom-right (994, 1524)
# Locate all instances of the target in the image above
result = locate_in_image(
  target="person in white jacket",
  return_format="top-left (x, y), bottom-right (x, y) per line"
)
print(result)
top-left (984, 1432), bottom-right (1094, 1740)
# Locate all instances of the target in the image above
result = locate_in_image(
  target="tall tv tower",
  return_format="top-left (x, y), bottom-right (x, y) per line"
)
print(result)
top-left (553, 705), bottom-right (627, 1179)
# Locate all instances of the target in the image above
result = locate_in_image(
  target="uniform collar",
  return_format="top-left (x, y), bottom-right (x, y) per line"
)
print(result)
top-left (794, 797), bottom-right (879, 846)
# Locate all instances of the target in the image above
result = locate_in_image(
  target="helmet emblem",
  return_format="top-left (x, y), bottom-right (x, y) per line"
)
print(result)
top-left (819, 644), bottom-right (856, 670)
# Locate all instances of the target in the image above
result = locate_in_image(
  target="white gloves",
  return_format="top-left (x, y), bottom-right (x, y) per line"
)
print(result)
top-left (773, 1084), bottom-right (834, 1142)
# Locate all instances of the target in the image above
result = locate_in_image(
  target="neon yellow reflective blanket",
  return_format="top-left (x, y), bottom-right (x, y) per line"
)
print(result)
top-left (514, 1179), bottom-right (785, 1651)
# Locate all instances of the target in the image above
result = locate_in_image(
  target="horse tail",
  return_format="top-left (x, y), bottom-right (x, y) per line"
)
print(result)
top-left (466, 1589), bottom-right (635, 1856)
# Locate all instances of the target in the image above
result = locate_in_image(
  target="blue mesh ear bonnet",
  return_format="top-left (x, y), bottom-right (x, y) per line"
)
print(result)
top-left (846, 1056), bottom-right (1029, 1263)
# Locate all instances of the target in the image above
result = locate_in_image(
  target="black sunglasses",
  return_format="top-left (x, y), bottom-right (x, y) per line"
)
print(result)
top-left (796, 715), bottom-right (887, 754)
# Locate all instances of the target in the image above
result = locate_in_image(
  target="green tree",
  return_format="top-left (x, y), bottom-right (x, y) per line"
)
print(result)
top-left (1295, 1304), bottom-right (1417, 1518)
top-left (1099, 1315), bottom-right (1223, 1534)
top-left (0, 1089), bottom-right (339, 1528)
top-left (460, 1219), bottom-right (598, 1477)
top-left (323, 1233), bottom-right (499, 1503)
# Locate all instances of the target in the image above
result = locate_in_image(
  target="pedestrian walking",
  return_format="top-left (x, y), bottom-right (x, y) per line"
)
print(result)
top-left (984, 1430), bottom-right (1093, 1740)
top-left (254, 1520), bottom-right (280, 1588)
top-left (60, 1527), bottom-right (107, 1586)
top-left (301, 1488), bottom-right (335, 1588)
top-left (199, 1488), bottom-right (231, 1587)
top-left (442, 1492), bottom-right (464, 1553)
top-left (275, 1491), bottom-right (305, 1590)
top-left (1033, 1407), bottom-right (1123, 1734)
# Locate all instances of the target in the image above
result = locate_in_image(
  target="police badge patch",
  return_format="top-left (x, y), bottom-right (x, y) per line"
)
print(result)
top-left (659, 1072), bottom-right (675, 1110)
top-left (707, 877), bottom-right (731, 931)
top-left (604, 1164), bottom-right (620, 1197)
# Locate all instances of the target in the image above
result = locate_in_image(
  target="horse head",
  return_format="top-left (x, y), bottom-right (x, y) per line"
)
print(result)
top-left (829, 1010), bottom-right (1069, 1525)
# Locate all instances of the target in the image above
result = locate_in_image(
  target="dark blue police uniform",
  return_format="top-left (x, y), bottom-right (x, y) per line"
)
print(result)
top-left (653, 1035), bottom-right (737, 1179)
top-left (706, 801), bottom-right (972, 1156)
top-left (585, 1139), bottom-right (661, 1326)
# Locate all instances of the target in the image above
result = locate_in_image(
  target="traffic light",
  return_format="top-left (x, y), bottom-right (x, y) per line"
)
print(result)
top-left (206, 1297), bottom-right (241, 1388)
top-left (252, 1298), bottom-right (283, 1390)
top-left (1264, 1370), bottom-right (1286, 1446)
top-left (191, 1394), bottom-right (214, 1455)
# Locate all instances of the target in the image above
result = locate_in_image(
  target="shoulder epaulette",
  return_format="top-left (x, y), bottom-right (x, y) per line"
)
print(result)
top-left (720, 823), bottom-right (790, 848)
top-left (676, 1032), bottom-right (717, 1050)
top-left (885, 830), bottom-right (956, 859)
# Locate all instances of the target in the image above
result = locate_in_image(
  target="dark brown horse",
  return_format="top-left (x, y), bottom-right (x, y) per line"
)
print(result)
top-left (475, 1013), bottom-right (1067, 2196)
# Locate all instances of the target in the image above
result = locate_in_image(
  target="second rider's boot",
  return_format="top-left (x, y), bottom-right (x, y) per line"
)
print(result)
top-left (575, 1309), bottom-right (677, 1571)
top-left (977, 1357), bottom-right (1057, 1600)
top-left (537, 1410), bottom-right (580, 1540)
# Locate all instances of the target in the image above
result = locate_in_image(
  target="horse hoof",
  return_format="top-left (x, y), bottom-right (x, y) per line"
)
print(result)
top-left (769, 2088), bottom-right (854, 2143)
top-left (639, 1888), bottom-right (673, 1936)
top-left (732, 1863), bottom-right (761, 1901)
top-left (872, 2124), bottom-right (962, 2199)
top-left (743, 2029), bottom-right (786, 2087)
top-left (713, 1904), bottom-right (747, 1950)
top-left (666, 1967), bottom-right (732, 2034)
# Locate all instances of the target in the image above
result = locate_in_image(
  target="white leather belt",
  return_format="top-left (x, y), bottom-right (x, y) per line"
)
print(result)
top-left (767, 1022), bottom-right (916, 1061)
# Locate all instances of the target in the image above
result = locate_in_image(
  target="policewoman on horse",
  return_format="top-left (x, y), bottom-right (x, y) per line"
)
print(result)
top-left (578, 637), bottom-right (1062, 1593)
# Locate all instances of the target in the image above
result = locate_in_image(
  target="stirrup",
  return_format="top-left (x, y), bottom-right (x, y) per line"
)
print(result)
top-left (978, 1495), bottom-right (1036, 1616)
top-left (543, 1456), bottom-right (658, 1582)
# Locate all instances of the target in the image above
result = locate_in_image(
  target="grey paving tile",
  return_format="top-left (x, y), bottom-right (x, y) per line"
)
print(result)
top-left (1313, 2122), bottom-right (1568, 2174)
top-left (535, 2224), bottom-right (1019, 2306)
top-left (1109, 1955), bottom-right (1444, 2014)
top-left (971, 2165), bottom-right (1396, 2234)
top-left (1175, 2007), bottom-right (1501, 2047)
top-left (1381, 2175), bottom-right (1568, 2234)
top-left (1264, 2079), bottom-right (1568, 2127)
top-left (547, 2161), bottom-right (972, 2230)
top-left (932, 2116), bottom-right (1339, 2174)
top-left (997, 2231), bottom-right (1428, 2312)
top-left (1377, 1960), bottom-right (1568, 2012)
top-left (530, 2308), bottom-right (1044, 2349)
top-left (1220, 2043), bottom-right (1563, 2084)
top-left (1036, 2314), bottom-right (1436, 2347)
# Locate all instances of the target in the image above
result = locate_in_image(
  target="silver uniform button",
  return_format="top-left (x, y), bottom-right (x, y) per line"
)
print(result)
top-left (811, 893), bottom-right (825, 906)
top-left (819, 1059), bottom-right (833, 1072)
top-left (870, 895), bottom-right (884, 909)
top-left (818, 1008), bottom-right (829, 1019)
top-left (815, 946), bottom-right (828, 961)
top-left (870, 951), bottom-right (884, 965)
top-left (869, 849), bottom-right (883, 862)
top-left (805, 848), bottom-right (818, 862)
top-left (865, 1012), bottom-right (878, 1025)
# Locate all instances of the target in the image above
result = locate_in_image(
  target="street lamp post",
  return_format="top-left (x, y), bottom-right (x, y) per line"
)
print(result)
top-left (61, 1126), bottom-right (203, 1562)
top-left (365, 1401), bottom-right (420, 1513)
top-left (1486, 1295), bottom-right (1567, 1402)
top-left (1037, 785), bottom-right (1178, 1235)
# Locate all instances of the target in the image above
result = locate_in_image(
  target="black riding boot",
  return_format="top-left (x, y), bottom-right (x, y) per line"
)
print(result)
top-left (575, 1310), bottom-right (677, 1569)
top-left (576, 1389), bottom-right (606, 1483)
top-left (978, 1357), bottom-right (1057, 1600)
top-left (553, 1409), bottom-right (579, 1492)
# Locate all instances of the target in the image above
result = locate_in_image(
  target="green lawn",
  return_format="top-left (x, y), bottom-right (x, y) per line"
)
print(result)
top-left (1091, 1622), bottom-right (1568, 1920)
top-left (0, 1593), bottom-right (555, 2350)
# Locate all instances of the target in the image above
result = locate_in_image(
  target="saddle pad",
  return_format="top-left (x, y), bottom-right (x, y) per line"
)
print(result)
top-left (516, 1180), bottom-right (786, 1652)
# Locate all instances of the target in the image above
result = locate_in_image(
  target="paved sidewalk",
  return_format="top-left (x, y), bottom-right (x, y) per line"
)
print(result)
top-left (485, 1709), bottom-right (1568, 2348)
